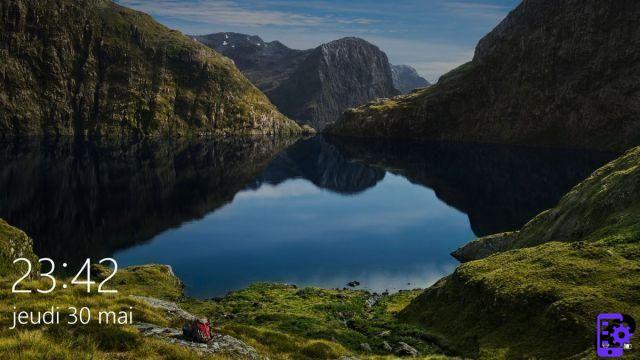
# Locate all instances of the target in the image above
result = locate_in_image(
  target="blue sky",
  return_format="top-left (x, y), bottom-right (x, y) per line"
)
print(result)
top-left (117, 0), bottom-right (521, 82)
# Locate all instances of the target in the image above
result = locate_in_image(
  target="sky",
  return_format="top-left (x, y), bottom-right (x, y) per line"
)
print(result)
top-left (116, 0), bottom-right (521, 82)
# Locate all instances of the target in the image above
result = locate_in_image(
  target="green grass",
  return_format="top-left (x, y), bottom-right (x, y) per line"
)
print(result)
top-left (0, 218), bottom-right (447, 359)
top-left (2, 0), bottom-right (303, 136)
top-left (402, 241), bottom-right (640, 359)
top-left (400, 146), bottom-right (640, 359)
top-left (0, 268), bottom-right (225, 359)
top-left (0, 219), bottom-right (222, 358)
top-left (181, 283), bottom-right (447, 359)
top-left (0, 272), bottom-right (447, 359)
top-left (507, 147), bottom-right (640, 251)
top-left (3, 147), bottom-right (639, 360)
top-left (94, 264), bottom-right (184, 301)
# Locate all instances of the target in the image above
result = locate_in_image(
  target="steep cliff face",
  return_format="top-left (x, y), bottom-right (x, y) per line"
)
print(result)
top-left (391, 65), bottom-right (430, 94)
top-left (0, 0), bottom-right (302, 136)
top-left (328, 0), bottom-right (640, 151)
top-left (400, 147), bottom-right (640, 359)
top-left (197, 34), bottom-right (399, 131)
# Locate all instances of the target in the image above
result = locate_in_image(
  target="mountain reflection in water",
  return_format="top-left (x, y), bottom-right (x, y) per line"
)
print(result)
top-left (0, 136), bottom-right (614, 297)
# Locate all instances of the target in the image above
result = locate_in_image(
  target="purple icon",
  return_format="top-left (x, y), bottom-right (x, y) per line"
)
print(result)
top-left (597, 313), bottom-right (635, 357)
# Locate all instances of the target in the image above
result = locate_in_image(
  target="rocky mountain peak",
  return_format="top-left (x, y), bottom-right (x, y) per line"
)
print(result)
top-left (322, 37), bottom-right (373, 48)
top-left (198, 33), bottom-right (398, 130)
top-left (195, 32), bottom-right (289, 52)
top-left (391, 65), bottom-right (431, 94)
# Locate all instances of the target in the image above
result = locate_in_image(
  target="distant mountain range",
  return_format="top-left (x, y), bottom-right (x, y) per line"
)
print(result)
top-left (196, 33), bottom-right (425, 130)
top-left (391, 65), bottom-right (431, 94)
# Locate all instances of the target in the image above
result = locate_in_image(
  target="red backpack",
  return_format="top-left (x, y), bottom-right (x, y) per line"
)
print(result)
top-left (182, 318), bottom-right (212, 343)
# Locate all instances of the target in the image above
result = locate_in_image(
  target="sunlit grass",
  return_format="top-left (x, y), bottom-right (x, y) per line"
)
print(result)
top-left (0, 265), bottom-right (230, 359)
top-left (401, 146), bottom-right (640, 359)
top-left (181, 283), bottom-right (447, 359)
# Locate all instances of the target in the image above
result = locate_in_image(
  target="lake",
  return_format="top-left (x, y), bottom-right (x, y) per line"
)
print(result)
top-left (0, 136), bottom-right (615, 298)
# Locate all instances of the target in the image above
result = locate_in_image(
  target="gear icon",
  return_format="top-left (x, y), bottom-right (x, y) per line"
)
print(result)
top-left (611, 324), bottom-right (633, 346)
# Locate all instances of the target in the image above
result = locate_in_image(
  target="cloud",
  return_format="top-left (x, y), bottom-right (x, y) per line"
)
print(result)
top-left (117, 0), bottom-right (376, 27)
top-left (444, 1), bottom-right (511, 21)
top-left (116, 0), bottom-right (512, 81)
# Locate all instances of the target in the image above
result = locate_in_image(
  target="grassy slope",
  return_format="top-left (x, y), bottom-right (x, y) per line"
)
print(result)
top-left (0, 266), bottom-right (224, 359)
top-left (507, 147), bottom-right (640, 250)
top-left (0, 219), bottom-right (448, 359)
top-left (401, 147), bottom-right (640, 359)
top-left (325, 62), bottom-right (476, 140)
top-left (0, 0), bottom-right (304, 136)
top-left (0, 219), bottom-right (221, 359)
top-left (93, 0), bottom-right (297, 135)
top-left (181, 284), bottom-right (449, 359)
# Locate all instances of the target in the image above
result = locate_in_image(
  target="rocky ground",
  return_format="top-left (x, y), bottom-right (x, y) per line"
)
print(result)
top-left (133, 296), bottom-right (262, 359)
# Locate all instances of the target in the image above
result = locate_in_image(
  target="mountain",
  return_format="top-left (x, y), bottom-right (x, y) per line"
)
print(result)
top-left (196, 33), bottom-right (399, 130)
top-left (391, 65), bottom-right (430, 94)
top-left (400, 146), bottom-right (640, 358)
top-left (194, 32), bottom-right (305, 94)
top-left (0, 0), bottom-right (302, 137)
top-left (327, 0), bottom-right (640, 151)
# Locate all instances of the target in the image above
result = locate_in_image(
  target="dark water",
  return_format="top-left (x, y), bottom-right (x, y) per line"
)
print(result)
top-left (0, 136), bottom-right (615, 298)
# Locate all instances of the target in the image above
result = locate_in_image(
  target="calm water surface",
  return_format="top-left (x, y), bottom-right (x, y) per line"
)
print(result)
top-left (0, 136), bottom-right (615, 298)
top-left (115, 174), bottom-right (469, 297)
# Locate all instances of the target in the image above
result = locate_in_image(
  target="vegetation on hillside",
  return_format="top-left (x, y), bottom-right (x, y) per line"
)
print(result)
top-left (327, 1), bottom-right (640, 151)
top-left (0, 0), bottom-right (303, 136)
top-left (0, 219), bottom-right (448, 359)
top-left (182, 284), bottom-right (449, 359)
top-left (401, 147), bottom-right (640, 359)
